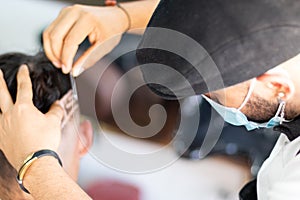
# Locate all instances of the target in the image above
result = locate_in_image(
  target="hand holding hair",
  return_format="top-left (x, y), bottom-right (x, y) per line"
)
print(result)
top-left (0, 64), bottom-right (63, 170)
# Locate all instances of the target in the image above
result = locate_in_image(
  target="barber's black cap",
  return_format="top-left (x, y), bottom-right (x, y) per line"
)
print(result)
top-left (137, 0), bottom-right (300, 99)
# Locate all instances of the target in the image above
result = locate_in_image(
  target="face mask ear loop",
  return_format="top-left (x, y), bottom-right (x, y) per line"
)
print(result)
top-left (238, 78), bottom-right (256, 111)
top-left (276, 98), bottom-right (287, 124)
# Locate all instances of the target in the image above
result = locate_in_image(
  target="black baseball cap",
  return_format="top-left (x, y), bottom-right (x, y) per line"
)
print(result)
top-left (137, 0), bottom-right (300, 99)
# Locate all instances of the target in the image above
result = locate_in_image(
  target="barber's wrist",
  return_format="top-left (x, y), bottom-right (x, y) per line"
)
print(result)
top-left (110, 5), bottom-right (131, 32)
top-left (16, 149), bottom-right (63, 193)
top-left (13, 147), bottom-right (58, 171)
top-left (22, 156), bottom-right (63, 194)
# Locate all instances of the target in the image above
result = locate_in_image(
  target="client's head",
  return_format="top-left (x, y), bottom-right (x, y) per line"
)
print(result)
top-left (0, 52), bottom-right (93, 200)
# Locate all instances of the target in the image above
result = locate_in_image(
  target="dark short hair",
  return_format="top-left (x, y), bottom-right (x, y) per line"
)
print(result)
top-left (0, 52), bottom-right (71, 198)
top-left (0, 52), bottom-right (71, 113)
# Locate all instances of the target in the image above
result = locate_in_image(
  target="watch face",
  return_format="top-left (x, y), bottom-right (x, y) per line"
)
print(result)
top-left (173, 96), bottom-right (279, 176)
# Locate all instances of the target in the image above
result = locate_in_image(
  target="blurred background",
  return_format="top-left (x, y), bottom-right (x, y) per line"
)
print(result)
top-left (0, 0), bottom-right (280, 199)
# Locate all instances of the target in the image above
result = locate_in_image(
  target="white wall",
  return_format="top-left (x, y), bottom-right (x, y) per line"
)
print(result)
top-left (0, 0), bottom-right (70, 54)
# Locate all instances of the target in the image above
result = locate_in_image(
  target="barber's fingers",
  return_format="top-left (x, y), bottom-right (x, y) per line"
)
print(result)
top-left (46, 101), bottom-right (64, 123)
top-left (72, 34), bottom-right (122, 77)
top-left (43, 7), bottom-right (80, 68)
top-left (0, 70), bottom-right (13, 112)
top-left (16, 65), bottom-right (33, 104)
top-left (60, 16), bottom-right (95, 74)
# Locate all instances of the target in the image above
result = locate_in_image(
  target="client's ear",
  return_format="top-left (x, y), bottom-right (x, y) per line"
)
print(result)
top-left (256, 68), bottom-right (295, 101)
top-left (78, 120), bottom-right (93, 157)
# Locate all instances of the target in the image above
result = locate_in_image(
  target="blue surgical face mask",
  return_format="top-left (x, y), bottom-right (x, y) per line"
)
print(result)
top-left (202, 79), bottom-right (288, 131)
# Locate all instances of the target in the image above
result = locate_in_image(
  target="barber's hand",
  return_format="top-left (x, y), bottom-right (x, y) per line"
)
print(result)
top-left (0, 65), bottom-right (64, 170)
top-left (43, 4), bottom-right (128, 76)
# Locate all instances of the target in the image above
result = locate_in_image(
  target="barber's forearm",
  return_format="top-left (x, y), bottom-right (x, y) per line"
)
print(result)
top-left (24, 156), bottom-right (91, 200)
top-left (120, 0), bottom-right (160, 30)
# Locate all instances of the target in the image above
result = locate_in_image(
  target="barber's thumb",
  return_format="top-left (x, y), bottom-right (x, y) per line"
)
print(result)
top-left (46, 101), bottom-right (64, 122)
